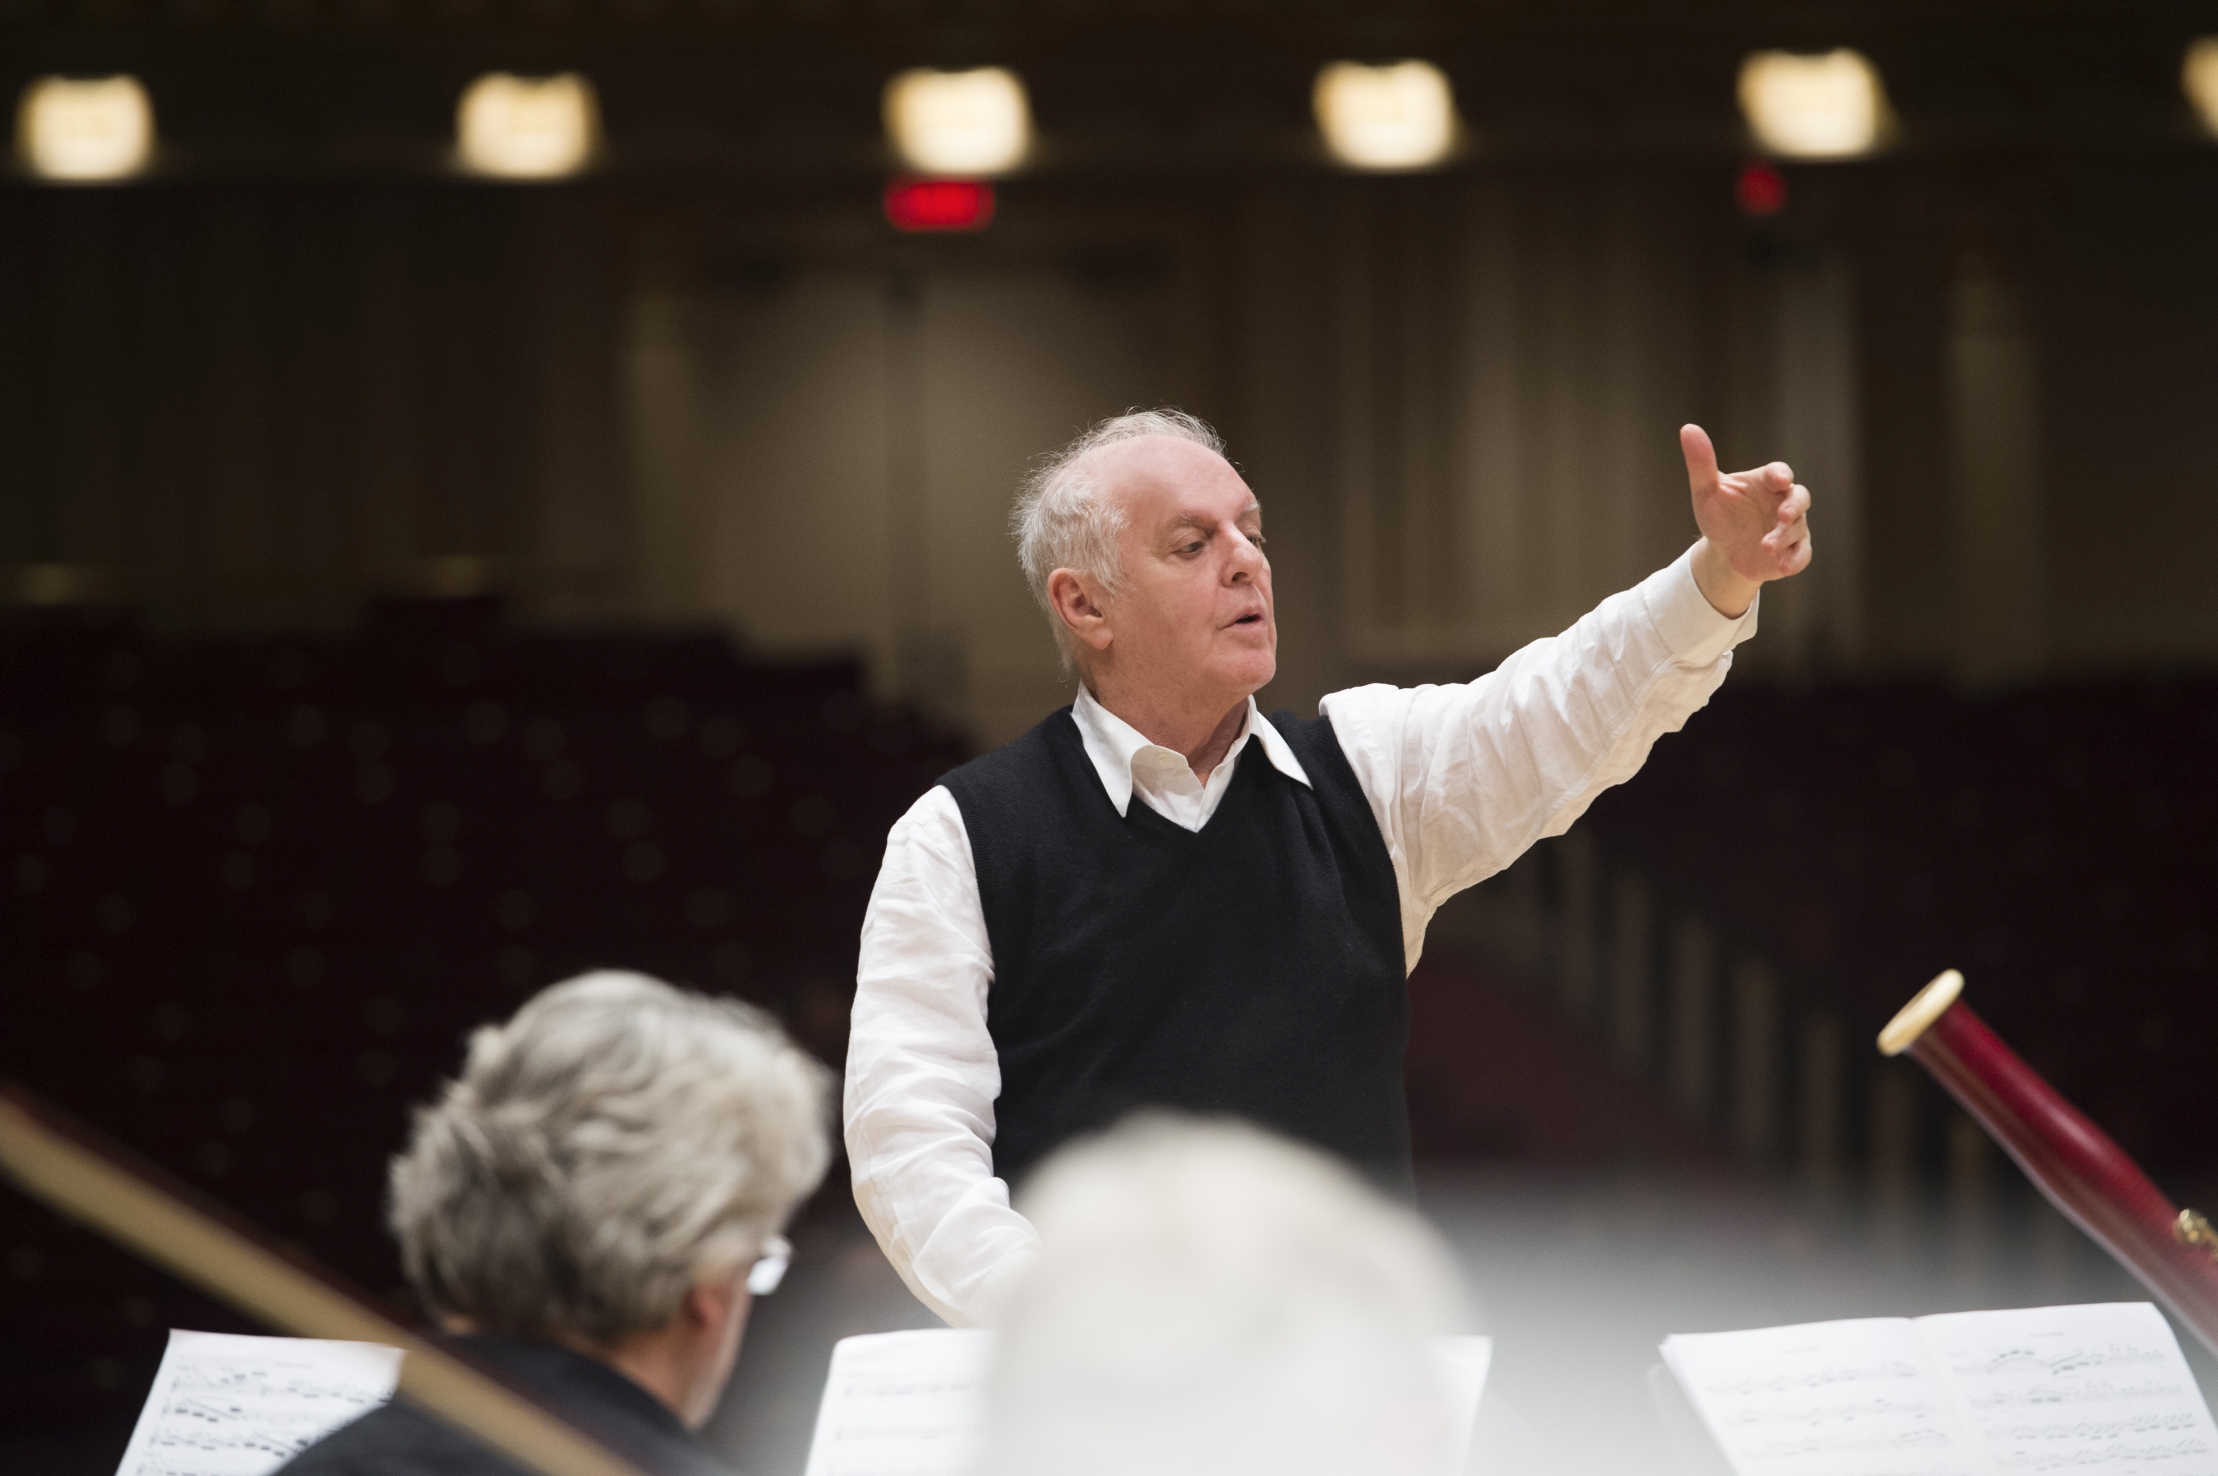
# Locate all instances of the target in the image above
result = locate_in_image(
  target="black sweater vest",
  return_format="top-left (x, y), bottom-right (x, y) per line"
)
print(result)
top-left (941, 706), bottom-right (1411, 1192)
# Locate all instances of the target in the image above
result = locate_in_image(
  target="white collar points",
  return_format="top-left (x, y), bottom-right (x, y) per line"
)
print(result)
top-left (1070, 686), bottom-right (1312, 817)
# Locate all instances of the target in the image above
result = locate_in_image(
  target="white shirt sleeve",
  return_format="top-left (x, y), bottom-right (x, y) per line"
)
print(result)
top-left (844, 785), bottom-right (1040, 1327)
top-left (1320, 544), bottom-right (1759, 972)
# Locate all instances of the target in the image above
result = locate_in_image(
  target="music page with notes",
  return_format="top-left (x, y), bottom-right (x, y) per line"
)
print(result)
top-left (114, 1328), bottom-right (403, 1476)
top-left (800, 1328), bottom-right (1492, 1476)
top-left (1663, 1302), bottom-right (2218, 1476)
top-left (1663, 1315), bottom-right (1979, 1476)
top-left (1917, 1302), bottom-right (2218, 1473)
top-left (801, 1328), bottom-right (998, 1476)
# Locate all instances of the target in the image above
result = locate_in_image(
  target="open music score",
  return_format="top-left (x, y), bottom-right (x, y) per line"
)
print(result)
top-left (115, 1330), bottom-right (403, 1476)
top-left (800, 1329), bottom-right (1493, 1476)
top-left (802, 1329), bottom-right (998, 1476)
top-left (1662, 1302), bottom-right (2218, 1476)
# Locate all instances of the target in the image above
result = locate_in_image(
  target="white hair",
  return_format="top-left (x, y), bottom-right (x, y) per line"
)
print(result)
top-left (388, 970), bottom-right (831, 1345)
top-left (1012, 409), bottom-right (1228, 666)
top-left (969, 1116), bottom-right (1465, 1476)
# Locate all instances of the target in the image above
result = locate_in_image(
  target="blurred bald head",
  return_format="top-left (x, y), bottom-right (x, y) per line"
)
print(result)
top-left (969, 1117), bottom-right (1464, 1476)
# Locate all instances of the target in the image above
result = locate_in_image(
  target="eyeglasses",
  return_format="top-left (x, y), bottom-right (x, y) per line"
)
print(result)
top-left (747, 1235), bottom-right (792, 1296)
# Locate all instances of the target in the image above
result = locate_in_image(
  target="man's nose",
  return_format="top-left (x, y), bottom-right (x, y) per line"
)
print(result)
top-left (1223, 524), bottom-right (1264, 579)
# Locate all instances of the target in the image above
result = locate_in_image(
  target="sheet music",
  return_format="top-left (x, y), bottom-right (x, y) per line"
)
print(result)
top-left (1918, 1303), bottom-right (2218, 1474)
top-left (114, 1329), bottom-right (403, 1476)
top-left (1661, 1317), bottom-right (1979, 1476)
top-left (799, 1329), bottom-right (1493, 1476)
top-left (1436, 1335), bottom-right (1494, 1476)
top-left (800, 1329), bottom-right (998, 1476)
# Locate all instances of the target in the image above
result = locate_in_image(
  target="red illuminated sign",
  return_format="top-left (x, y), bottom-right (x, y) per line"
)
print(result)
top-left (1736, 160), bottom-right (1788, 217)
top-left (884, 177), bottom-right (995, 233)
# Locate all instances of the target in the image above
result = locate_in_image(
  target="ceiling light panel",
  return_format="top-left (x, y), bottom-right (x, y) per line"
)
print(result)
top-left (884, 68), bottom-right (1031, 177)
top-left (18, 76), bottom-right (154, 182)
top-left (2184, 38), bottom-right (2218, 137)
top-left (1314, 61), bottom-right (1457, 171)
top-left (1738, 49), bottom-right (1888, 160)
top-left (457, 73), bottom-right (599, 180)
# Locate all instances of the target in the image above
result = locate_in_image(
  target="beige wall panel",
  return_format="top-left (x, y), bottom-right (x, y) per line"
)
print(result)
top-left (1947, 259), bottom-right (2047, 687)
top-left (634, 271), bottom-right (897, 679)
top-left (1225, 184), bottom-right (1341, 724)
top-left (918, 266), bottom-right (1194, 747)
top-left (1345, 174), bottom-right (1714, 668)
top-left (625, 288), bottom-right (710, 625)
top-left (630, 252), bottom-right (1197, 746)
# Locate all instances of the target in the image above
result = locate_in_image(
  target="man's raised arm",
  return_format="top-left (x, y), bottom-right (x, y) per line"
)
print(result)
top-left (1320, 425), bottom-right (1811, 969)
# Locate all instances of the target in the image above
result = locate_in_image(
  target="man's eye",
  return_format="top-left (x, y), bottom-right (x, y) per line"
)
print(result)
top-left (1247, 532), bottom-right (1267, 548)
top-left (1181, 542), bottom-right (1204, 555)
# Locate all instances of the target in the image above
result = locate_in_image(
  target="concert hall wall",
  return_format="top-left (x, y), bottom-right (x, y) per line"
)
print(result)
top-left (3, 5), bottom-right (2217, 742)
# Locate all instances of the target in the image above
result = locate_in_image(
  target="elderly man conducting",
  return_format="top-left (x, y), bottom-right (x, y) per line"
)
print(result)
top-left (848, 409), bottom-right (1812, 1327)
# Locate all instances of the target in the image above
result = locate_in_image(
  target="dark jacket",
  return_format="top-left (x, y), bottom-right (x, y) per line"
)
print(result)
top-left (277, 1335), bottom-right (734, 1476)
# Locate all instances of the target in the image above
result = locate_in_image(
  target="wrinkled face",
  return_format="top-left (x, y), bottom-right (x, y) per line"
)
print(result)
top-left (1096, 436), bottom-right (1275, 702)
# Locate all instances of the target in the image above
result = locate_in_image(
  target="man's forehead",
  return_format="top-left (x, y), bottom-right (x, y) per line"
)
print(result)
top-left (1090, 435), bottom-right (1258, 519)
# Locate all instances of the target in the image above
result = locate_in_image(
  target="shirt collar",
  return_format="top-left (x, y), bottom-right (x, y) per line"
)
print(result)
top-left (1069, 685), bottom-right (1311, 817)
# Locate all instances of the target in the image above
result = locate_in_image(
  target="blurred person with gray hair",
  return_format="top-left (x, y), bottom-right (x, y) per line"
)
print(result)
top-left (970, 1115), bottom-right (1466, 1476)
top-left (849, 407), bottom-right (1815, 1326)
top-left (281, 970), bottom-right (832, 1476)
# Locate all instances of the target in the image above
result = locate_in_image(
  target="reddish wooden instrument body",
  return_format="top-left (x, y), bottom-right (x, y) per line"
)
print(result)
top-left (1909, 998), bottom-right (2218, 1356)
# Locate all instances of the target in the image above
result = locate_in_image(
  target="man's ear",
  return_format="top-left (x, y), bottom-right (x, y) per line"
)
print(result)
top-left (681, 1274), bottom-right (744, 1332)
top-left (1046, 569), bottom-right (1115, 653)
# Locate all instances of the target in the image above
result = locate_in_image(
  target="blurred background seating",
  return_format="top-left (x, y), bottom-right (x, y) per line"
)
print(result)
top-left (1425, 673), bottom-right (2217, 1195)
top-left (0, 597), bottom-right (961, 1445)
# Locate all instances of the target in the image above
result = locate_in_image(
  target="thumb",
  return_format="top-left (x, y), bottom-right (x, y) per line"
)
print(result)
top-left (1680, 423), bottom-right (1720, 493)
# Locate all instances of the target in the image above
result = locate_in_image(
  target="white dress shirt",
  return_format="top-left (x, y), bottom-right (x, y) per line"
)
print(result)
top-left (844, 546), bottom-right (1760, 1326)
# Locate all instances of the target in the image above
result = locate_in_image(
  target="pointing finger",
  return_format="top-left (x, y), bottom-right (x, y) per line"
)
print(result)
top-left (1680, 424), bottom-right (1720, 491)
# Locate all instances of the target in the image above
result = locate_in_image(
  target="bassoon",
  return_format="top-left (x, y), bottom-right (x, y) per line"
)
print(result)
top-left (1880, 969), bottom-right (2218, 1357)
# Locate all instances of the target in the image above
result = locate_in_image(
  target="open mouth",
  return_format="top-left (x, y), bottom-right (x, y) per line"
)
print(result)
top-left (1231, 613), bottom-right (1264, 627)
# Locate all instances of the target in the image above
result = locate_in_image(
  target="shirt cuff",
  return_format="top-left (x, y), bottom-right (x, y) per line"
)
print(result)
top-left (968, 1238), bottom-right (1040, 1329)
top-left (1642, 544), bottom-right (1760, 667)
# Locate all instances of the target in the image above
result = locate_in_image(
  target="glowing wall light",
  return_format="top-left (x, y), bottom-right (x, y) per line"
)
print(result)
top-left (1736, 159), bottom-right (1789, 217)
top-left (883, 68), bottom-right (1031, 177)
top-left (885, 178), bottom-right (996, 233)
top-left (1738, 50), bottom-right (1888, 159)
top-left (17, 76), bottom-right (154, 181)
top-left (2184, 38), bottom-right (2218, 137)
top-left (1314, 61), bottom-right (1456, 171)
top-left (456, 73), bottom-right (599, 179)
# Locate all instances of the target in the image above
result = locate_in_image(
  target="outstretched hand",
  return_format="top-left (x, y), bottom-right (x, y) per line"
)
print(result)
top-left (1682, 423), bottom-right (1812, 618)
